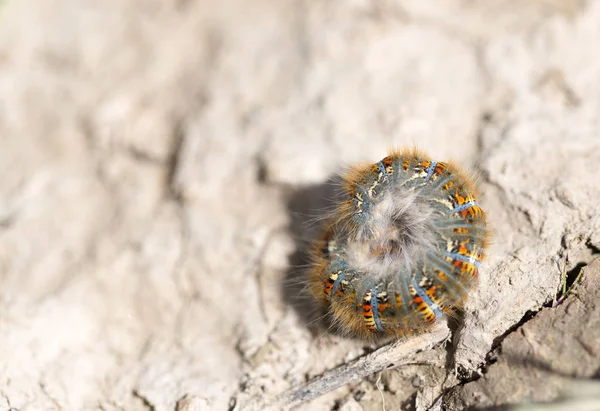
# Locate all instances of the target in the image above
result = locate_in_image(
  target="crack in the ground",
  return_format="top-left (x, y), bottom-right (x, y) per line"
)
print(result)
top-left (165, 119), bottom-right (186, 202)
top-left (0, 389), bottom-right (11, 409)
top-left (586, 239), bottom-right (600, 255)
top-left (132, 390), bottom-right (156, 411)
top-left (438, 253), bottom-right (598, 409)
top-left (430, 306), bottom-right (544, 411)
top-left (39, 382), bottom-right (61, 410)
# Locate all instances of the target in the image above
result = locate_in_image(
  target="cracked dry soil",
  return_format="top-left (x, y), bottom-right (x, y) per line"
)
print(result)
top-left (1, 0), bottom-right (600, 410)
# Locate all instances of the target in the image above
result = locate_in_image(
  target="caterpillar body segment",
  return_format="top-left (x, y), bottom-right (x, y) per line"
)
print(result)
top-left (309, 149), bottom-right (488, 340)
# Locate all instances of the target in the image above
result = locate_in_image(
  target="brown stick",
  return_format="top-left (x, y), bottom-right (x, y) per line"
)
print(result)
top-left (241, 324), bottom-right (450, 410)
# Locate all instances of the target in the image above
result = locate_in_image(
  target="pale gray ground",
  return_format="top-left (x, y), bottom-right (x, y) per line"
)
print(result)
top-left (0, 1), bottom-right (599, 410)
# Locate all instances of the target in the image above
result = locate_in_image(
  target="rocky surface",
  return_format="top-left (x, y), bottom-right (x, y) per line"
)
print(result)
top-left (0, 0), bottom-right (599, 410)
top-left (446, 259), bottom-right (600, 409)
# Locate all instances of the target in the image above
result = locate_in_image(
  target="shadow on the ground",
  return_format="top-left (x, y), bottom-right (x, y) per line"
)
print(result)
top-left (280, 176), bottom-right (344, 337)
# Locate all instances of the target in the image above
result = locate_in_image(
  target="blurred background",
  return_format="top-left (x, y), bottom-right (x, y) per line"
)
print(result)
top-left (1, 1), bottom-right (599, 410)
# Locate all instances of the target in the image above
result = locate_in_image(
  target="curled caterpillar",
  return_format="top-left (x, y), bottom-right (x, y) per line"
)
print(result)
top-left (309, 149), bottom-right (489, 340)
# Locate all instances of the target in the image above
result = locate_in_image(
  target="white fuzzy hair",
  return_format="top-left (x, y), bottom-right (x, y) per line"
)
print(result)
top-left (344, 187), bottom-right (435, 280)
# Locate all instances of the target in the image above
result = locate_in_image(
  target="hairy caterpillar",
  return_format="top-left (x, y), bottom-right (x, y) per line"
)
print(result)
top-left (308, 149), bottom-right (489, 340)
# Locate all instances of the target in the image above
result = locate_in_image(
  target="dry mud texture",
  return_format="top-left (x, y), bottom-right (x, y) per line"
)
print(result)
top-left (1, 1), bottom-right (599, 410)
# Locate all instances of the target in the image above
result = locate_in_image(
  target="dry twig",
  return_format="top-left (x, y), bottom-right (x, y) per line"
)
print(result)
top-left (241, 324), bottom-right (450, 410)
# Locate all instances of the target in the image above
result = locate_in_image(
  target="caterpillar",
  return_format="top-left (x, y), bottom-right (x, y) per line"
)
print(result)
top-left (308, 149), bottom-right (488, 340)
